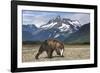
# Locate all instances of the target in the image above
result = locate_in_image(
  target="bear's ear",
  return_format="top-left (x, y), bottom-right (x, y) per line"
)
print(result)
top-left (45, 40), bottom-right (47, 41)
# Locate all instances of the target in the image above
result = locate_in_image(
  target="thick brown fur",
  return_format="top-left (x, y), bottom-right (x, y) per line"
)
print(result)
top-left (35, 39), bottom-right (64, 59)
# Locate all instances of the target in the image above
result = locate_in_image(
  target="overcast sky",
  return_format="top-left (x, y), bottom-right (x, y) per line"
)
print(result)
top-left (22, 10), bottom-right (90, 27)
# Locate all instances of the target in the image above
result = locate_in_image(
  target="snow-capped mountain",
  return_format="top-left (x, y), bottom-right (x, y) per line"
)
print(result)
top-left (22, 15), bottom-right (83, 42)
top-left (40, 15), bottom-right (81, 33)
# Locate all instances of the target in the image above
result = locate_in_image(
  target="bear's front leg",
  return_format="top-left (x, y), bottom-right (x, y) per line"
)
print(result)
top-left (35, 50), bottom-right (43, 59)
top-left (47, 49), bottom-right (53, 58)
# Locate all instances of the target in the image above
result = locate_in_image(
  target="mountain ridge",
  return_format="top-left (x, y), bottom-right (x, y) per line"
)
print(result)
top-left (22, 15), bottom-right (90, 44)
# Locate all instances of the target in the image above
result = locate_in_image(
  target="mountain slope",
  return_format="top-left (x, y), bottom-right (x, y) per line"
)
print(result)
top-left (64, 23), bottom-right (90, 43)
top-left (22, 24), bottom-right (38, 41)
top-left (22, 24), bottom-right (38, 32)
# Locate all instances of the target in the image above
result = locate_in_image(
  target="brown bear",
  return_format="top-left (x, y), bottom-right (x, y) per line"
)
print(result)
top-left (35, 39), bottom-right (64, 59)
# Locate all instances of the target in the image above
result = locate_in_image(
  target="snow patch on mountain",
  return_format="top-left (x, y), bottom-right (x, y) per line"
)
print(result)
top-left (49, 34), bottom-right (52, 38)
top-left (68, 20), bottom-right (81, 30)
top-left (54, 34), bottom-right (60, 38)
top-left (58, 23), bottom-right (70, 32)
top-left (40, 22), bottom-right (57, 29)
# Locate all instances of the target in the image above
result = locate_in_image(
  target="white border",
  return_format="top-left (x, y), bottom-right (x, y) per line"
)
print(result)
top-left (17, 5), bottom-right (94, 68)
